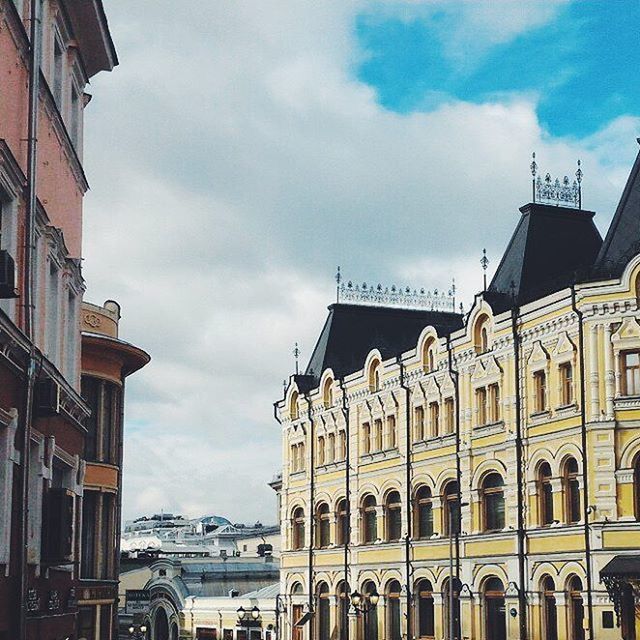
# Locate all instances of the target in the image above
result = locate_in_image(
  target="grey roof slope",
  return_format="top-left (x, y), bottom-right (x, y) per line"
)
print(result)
top-left (303, 303), bottom-right (463, 383)
top-left (487, 202), bottom-right (602, 313)
top-left (594, 145), bottom-right (640, 278)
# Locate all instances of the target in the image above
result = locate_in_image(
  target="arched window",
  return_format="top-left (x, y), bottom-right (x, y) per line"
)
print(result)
top-left (291, 582), bottom-right (305, 640)
top-left (317, 582), bottom-right (331, 640)
top-left (337, 581), bottom-right (350, 640)
top-left (541, 575), bottom-right (558, 640)
top-left (443, 481), bottom-right (460, 536)
top-left (316, 503), bottom-right (330, 548)
top-left (369, 359), bottom-right (381, 393)
top-left (415, 579), bottom-right (434, 639)
top-left (291, 581), bottom-right (304, 595)
top-left (442, 577), bottom-right (461, 640)
top-left (482, 473), bottom-right (505, 531)
top-left (414, 486), bottom-right (433, 539)
top-left (568, 576), bottom-right (585, 640)
top-left (635, 454), bottom-right (640, 520)
top-left (474, 314), bottom-right (491, 353)
top-left (564, 457), bottom-right (581, 524)
top-left (538, 462), bottom-right (554, 526)
top-left (423, 338), bottom-right (436, 373)
top-left (317, 436), bottom-right (326, 466)
top-left (362, 581), bottom-right (378, 640)
top-left (336, 499), bottom-right (349, 546)
top-left (386, 580), bottom-right (402, 640)
top-left (323, 377), bottom-right (334, 409)
top-left (361, 495), bottom-right (377, 544)
top-left (290, 390), bottom-right (299, 420)
top-left (385, 491), bottom-right (402, 541)
top-left (327, 433), bottom-right (336, 464)
top-left (292, 507), bottom-right (305, 550)
top-left (483, 577), bottom-right (506, 640)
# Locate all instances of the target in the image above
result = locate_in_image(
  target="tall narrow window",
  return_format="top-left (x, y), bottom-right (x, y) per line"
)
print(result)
top-left (317, 436), bottom-right (326, 466)
top-left (53, 38), bottom-right (63, 108)
top-left (336, 499), bottom-right (349, 545)
top-left (482, 473), bottom-right (505, 531)
top-left (298, 443), bottom-right (306, 471)
top-left (622, 351), bottom-right (640, 396)
top-left (542, 576), bottom-right (558, 640)
top-left (534, 370), bottom-right (547, 412)
top-left (423, 338), bottom-right (436, 373)
top-left (327, 433), bottom-right (335, 464)
top-left (386, 580), bottom-right (402, 640)
top-left (81, 491), bottom-right (97, 578)
top-left (290, 391), bottom-right (299, 420)
top-left (362, 422), bottom-right (371, 454)
top-left (474, 315), bottom-right (491, 353)
top-left (538, 462), bottom-right (554, 526)
top-left (337, 581), bottom-right (349, 640)
top-left (317, 583), bottom-right (330, 640)
top-left (363, 582), bottom-right (378, 640)
top-left (387, 415), bottom-right (397, 449)
top-left (323, 377), bottom-right (334, 409)
top-left (488, 383), bottom-right (500, 422)
top-left (374, 419), bottom-right (383, 452)
top-left (443, 578), bottom-right (461, 640)
top-left (429, 402), bottom-right (440, 437)
top-left (291, 445), bottom-right (298, 473)
top-left (385, 491), bottom-right (402, 542)
top-left (484, 578), bottom-right (506, 640)
top-left (369, 359), bottom-right (381, 393)
top-left (70, 85), bottom-right (80, 147)
top-left (568, 576), bottom-right (585, 640)
top-left (559, 363), bottom-right (574, 405)
top-left (416, 579), bottom-right (434, 639)
top-left (292, 507), bottom-right (305, 550)
top-left (443, 481), bottom-right (460, 536)
top-left (476, 387), bottom-right (487, 426)
top-left (444, 398), bottom-right (454, 434)
top-left (362, 495), bottom-right (377, 543)
top-left (81, 377), bottom-right (99, 461)
top-left (414, 406), bottom-right (425, 441)
top-left (47, 262), bottom-right (60, 365)
top-left (338, 430), bottom-right (346, 461)
top-left (564, 458), bottom-right (581, 523)
top-left (316, 503), bottom-right (330, 548)
top-left (414, 486), bottom-right (433, 539)
top-left (634, 455), bottom-right (640, 521)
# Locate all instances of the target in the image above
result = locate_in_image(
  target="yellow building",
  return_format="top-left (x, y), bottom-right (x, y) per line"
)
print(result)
top-left (275, 150), bottom-right (640, 640)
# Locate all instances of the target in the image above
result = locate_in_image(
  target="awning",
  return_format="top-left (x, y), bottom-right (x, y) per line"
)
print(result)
top-left (294, 612), bottom-right (314, 627)
top-left (600, 555), bottom-right (640, 578)
top-left (600, 555), bottom-right (640, 626)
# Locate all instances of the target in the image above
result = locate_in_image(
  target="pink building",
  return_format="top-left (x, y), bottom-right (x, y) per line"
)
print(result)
top-left (0, 1), bottom-right (144, 639)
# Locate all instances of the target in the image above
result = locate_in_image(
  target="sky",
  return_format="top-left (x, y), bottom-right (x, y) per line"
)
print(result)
top-left (81, 0), bottom-right (640, 525)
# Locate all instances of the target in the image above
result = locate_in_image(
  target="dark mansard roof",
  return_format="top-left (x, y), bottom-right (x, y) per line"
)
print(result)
top-left (594, 145), bottom-right (640, 279)
top-left (301, 303), bottom-right (463, 384)
top-left (486, 202), bottom-right (603, 313)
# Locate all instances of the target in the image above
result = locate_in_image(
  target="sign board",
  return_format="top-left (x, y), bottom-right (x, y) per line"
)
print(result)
top-left (125, 589), bottom-right (151, 615)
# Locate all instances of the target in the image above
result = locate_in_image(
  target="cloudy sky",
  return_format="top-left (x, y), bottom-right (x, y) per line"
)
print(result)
top-left (81, 1), bottom-right (640, 525)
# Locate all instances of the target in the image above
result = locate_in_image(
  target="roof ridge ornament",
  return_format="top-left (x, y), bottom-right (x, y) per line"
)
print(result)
top-left (336, 275), bottom-right (456, 312)
top-left (530, 152), bottom-right (583, 209)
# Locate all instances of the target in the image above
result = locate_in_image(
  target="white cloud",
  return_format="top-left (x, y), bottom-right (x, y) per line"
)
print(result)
top-left (81, 1), bottom-right (638, 523)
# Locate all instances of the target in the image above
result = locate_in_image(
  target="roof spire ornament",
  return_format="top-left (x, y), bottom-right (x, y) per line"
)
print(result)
top-left (293, 342), bottom-right (300, 375)
top-left (576, 159), bottom-right (583, 209)
top-left (335, 266), bottom-right (342, 303)
top-left (481, 248), bottom-right (489, 292)
top-left (449, 278), bottom-right (456, 311)
top-left (530, 152), bottom-right (538, 202)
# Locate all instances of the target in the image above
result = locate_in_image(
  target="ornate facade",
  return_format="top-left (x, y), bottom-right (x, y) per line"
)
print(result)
top-left (275, 149), bottom-right (640, 640)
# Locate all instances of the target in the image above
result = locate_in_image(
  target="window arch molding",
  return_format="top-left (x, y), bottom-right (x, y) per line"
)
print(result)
top-left (471, 308), bottom-right (493, 353)
top-left (417, 327), bottom-right (439, 374)
top-left (288, 387), bottom-right (300, 421)
top-left (470, 459), bottom-right (508, 489)
top-left (364, 350), bottom-right (383, 393)
top-left (319, 369), bottom-right (336, 410)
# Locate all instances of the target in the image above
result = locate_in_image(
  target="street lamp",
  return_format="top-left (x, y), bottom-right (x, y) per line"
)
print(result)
top-left (238, 605), bottom-right (261, 640)
top-left (128, 624), bottom-right (147, 639)
top-left (350, 589), bottom-right (379, 640)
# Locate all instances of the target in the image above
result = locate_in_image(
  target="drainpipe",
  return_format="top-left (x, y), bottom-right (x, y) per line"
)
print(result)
top-left (396, 355), bottom-right (412, 640)
top-left (445, 336), bottom-right (461, 592)
top-left (337, 378), bottom-right (350, 640)
top-left (571, 285), bottom-right (594, 639)
top-left (305, 394), bottom-right (315, 637)
top-left (510, 303), bottom-right (528, 640)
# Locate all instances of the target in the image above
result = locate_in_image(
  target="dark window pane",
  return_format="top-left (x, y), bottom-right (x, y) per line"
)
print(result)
top-left (81, 377), bottom-right (99, 461)
top-left (81, 492), bottom-right (97, 579)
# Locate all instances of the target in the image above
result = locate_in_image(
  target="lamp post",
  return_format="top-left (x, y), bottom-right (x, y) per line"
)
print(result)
top-left (448, 500), bottom-right (469, 640)
top-left (128, 623), bottom-right (148, 639)
top-left (238, 605), bottom-right (261, 640)
top-left (350, 589), bottom-right (379, 640)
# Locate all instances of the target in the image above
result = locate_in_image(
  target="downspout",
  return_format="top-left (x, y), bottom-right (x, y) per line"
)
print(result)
top-left (113, 381), bottom-right (127, 632)
top-left (445, 336), bottom-right (461, 593)
top-left (305, 394), bottom-right (315, 637)
top-left (511, 302), bottom-right (528, 640)
top-left (19, 2), bottom-right (41, 635)
top-left (273, 402), bottom-right (283, 640)
top-left (338, 378), bottom-right (350, 640)
top-left (571, 285), bottom-right (594, 639)
top-left (396, 356), bottom-right (412, 640)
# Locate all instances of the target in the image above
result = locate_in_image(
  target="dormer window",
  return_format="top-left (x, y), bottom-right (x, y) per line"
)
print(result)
top-left (368, 359), bottom-right (381, 393)
top-left (290, 390), bottom-right (299, 420)
top-left (323, 377), bottom-right (334, 409)
top-left (474, 314), bottom-right (491, 353)
top-left (422, 337), bottom-right (436, 373)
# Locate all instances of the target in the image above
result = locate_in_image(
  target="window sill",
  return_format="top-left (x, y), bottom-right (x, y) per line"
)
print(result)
top-left (316, 461), bottom-right (346, 473)
top-left (555, 403), bottom-right (577, 414)
top-left (360, 448), bottom-right (400, 463)
top-left (289, 470), bottom-right (306, 478)
top-left (614, 395), bottom-right (640, 409)
top-left (472, 421), bottom-right (504, 436)
top-left (529, 410), bottom-right (551, 423)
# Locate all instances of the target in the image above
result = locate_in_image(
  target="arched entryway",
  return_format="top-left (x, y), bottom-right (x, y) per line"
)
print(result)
top-left (170, 621), bottom-right (179, 640)
top-left (483, 577), bottom-right (506, 640)
top-left (154, 607), bottom-right (169, 640)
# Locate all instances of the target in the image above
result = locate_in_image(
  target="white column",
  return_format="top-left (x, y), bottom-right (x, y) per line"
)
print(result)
top-left (588, 323), bottom-right (600, 421)
top-left (603, 324), bottom-right (615, 419)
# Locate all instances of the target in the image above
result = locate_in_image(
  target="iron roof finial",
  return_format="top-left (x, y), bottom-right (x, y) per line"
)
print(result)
top-left (576, 159), bottom-right (583, 209)
top-left (335, 266), bottom-right (342, 303)
top-left (449, 278), bottom-right (456, 311)
top-left (530, 152), bottom-right (538, 203)
top-left (481, 249), bottom-right (489, 292)
top-left (293, 342), bottom-right (300, 375)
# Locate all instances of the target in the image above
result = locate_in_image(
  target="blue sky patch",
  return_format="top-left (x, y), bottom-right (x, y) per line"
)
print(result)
top-left (355, 2), bottom-right (640, 138)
